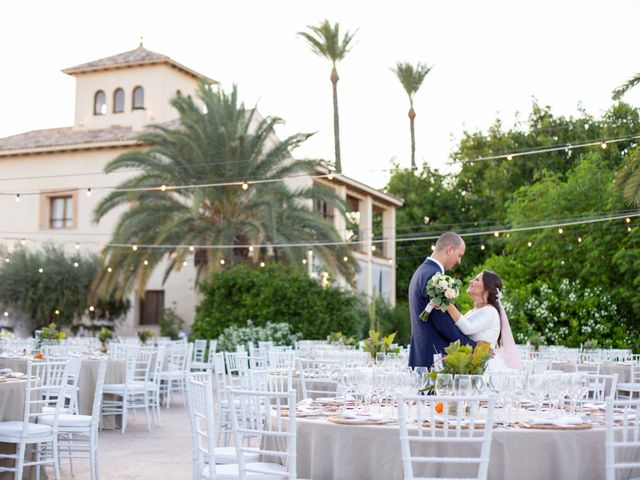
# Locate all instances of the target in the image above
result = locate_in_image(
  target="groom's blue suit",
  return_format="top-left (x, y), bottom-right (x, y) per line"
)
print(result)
top-left (408, 259), bottom-right (475, 368)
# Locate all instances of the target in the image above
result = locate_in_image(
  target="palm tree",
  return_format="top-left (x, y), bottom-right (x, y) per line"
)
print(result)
top-left (298, 20), bottom-right (357, 174)
top-left (92, 84), bottom-right (356, 298)
top-left (616, 149), bottom-right (640, 206)
top-left (391, 62), bottom-right (433, 170)
top-left (612, 71), bottom-right (640, 100)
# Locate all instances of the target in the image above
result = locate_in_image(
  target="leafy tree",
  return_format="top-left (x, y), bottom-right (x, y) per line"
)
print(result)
top-left (93, 84), bottom-right (356, 298)
top-left (0, 245), bottom-right (129, 332)
top-left (191, 263), bottom-right (366, 340)
top-left (298, 20), bottom-right (357, 173)
top-left (391, 62), bottom-right (433, 170)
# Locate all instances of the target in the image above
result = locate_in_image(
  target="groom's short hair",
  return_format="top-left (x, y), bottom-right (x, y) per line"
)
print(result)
top-left (434, 232), bottom-right (464, 252)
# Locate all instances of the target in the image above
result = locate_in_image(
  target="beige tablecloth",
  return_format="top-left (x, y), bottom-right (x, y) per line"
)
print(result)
top-left (266, 416), bottom-right (640, 480)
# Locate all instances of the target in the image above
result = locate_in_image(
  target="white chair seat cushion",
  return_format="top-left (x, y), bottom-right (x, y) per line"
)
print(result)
top-left (202, 462), bottom-right (287, 479)
top-left (41, 406), bottom-right (71, 414)
top-left (214, 446), bottom-right (260, 464)
top-left (617, 382), bottom-right (640, 391)
top-left (0, 421), bottom-right (53, 437)
top-left (38, 414), bottom-right (91, 427)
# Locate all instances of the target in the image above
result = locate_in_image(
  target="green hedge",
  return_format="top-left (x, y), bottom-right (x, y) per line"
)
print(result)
top-left (191, 263), bottom-right (366, 340)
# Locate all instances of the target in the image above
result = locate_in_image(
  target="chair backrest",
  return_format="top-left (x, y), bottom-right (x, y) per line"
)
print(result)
top-left (185, 372), bottom-right (218, 479)
top-left (249, 368), bottom-right (294, 393)
top-left (167, 342), bottom-right (191, 372)
top-left (587, 373), bottom-right (618, 401)
top-left (228, 388), bottom-right (297, 480)
top-left (151, 345), bottom-right (166, 386)
top-left (296, 358), bottom-right (340, 400)
top-left (605, 398), bottom-right (640, 480)
top-left (576, 363), bottom-right (600, 375)
top-left (90, 359), bottom-right (108, 429)
top-left (630, 365), bottom-right (640, 384)
top-left (24, 359), bottom-right (69, 432)
top-left (268, 350), bottom-right (296, 369)
top-left (224, 351), bottom-right (250, 387)
top-left (63, 355), bottom-right (83, 413)
top-left (397, 394), bottom-right (497, 480)
top-left (193, 340), bottom-right (208, 363)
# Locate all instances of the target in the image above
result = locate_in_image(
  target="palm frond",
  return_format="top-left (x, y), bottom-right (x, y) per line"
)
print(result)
top-left (612, 72), bottom-right (640, 100)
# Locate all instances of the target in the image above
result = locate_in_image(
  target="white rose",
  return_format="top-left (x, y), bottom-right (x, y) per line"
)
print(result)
top-left (438, 280), bottom-right (449, 289)
top-left (444, 288), bottom-right (457, 299)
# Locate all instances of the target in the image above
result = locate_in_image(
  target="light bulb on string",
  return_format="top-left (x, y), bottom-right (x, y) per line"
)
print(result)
top-left (371, 245), bottom-right (376, 252)
top-left (628, 227), bottom-right (632, 232)
top-left (578, 237), bottom-right (582, 243)
top-left (54, 309), bottom-right (60, 315)
top-left (107, 267), bottom-right (112, 273)
top-left (558, 228), bottom-right (563, 234)
top-left (248, 246), bottom-right (254, 253)
top-left (132, 245), bottom-right (138, 251)
top-left (3, 312), bottom-right (8, 317)
top-left (626, 218), bottom-right (631, 223)
top-left (73, 262), bottom-right (79, 268)
top-left (241, 182), bottom-right (249, 191)
top-left (527, 241), bottom-right (532, 247)
top-left (506, 154), bottom-right (513, 161)
top-left (4, 258), bottom-right (9, 263)
top-left (183, 260), bottom-right (188, 266)
top-left (388, 259), bottom-right (393, 265)
top-left (480, 244), bottom-right (485, 251)
top-left (75, 242), bottom-right (80, 250)
top-left (494, 232), bottom-right (499, 237)
top-left (160, 184), bottom-right (167, 192)
top-left (89, 306), bottom-right (95, 312)
top-left (327, 171), bottom-right (335, 181)
top-left (307, 249), bottom-right (313, 256)
top-left (259, 262), bottom-right (265, 268)
top-left (86, 188), bottom-right (92, 197)
top-left (143, 260), bottom-right (149, 266)
top-left (219, 259), bottom-right (225, 265)
top-left (15, 194), bottom-right (20, 203)
top-left (601, 140), bottom-right (607, 149)
top-left (189, 246), bottom-right (195, 253)
top-left (343, 256), bottom-right (349, 262)
top-left (20, 239), bottom-right (26, 246)
top-left (302, 259), bottom-right (307, 265)
top-left (38, 268), bottom-right (43, 273)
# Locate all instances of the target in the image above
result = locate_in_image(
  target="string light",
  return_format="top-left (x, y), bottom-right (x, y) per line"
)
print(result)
top-left (143, 260), bottom-right (149, 266)
top-left (38, 268), bottom-right (43, 273)
top-left (388, 259), bottom-right (393, 265)
top-left (86, 188), bottom-right (92, 197)
top-left (14, 194), bottom-right (20, 202)
top-left (54, 309), bottom-right (60, 315)
top-left (4, 258), bottom-right (9, 263)
top-left (302, 259), bottom-right (307, 264)
top-left (431, 245), bottom-right (436, 251)
top-left (132, 245), bottom-right (138, 251)
top-left (626, 218), bottom-right (631, 223)
top-left (506, 154), bottom-right (513, 161)
top-left (20, 239), bottom-right (26, 246)
top-left (259, 262), bottom-right (265, 268)
top-left (3, 312), bottom-right (7, 317)
top-left (558, 228), bottom-right (563, 234)
top-left (628, 227), bottom-right (632, 232)
top-left (494, 232), bottom-right (499, 237)
top-left (219, 259), bottom-right (225, 265)
top-left (480, 244), bottom-right (485, 250)
top-left (578, 237), bottom-right (582, 243)
top-left (183, 260), bottom-right (188, 266)
top-left (249, 246), bottom-right (254, 252)
top-left (73, 262), bottom-right (79, 268)
top-left (527, 241), bottom-right (532, 247)
top-left (241, 182), bottom-right (249, 191)
top-left (107, 267), bottom-right (112, 273)
top-left (160, 184), bottom-right (167, 192)
top-left (371, 245), bottom-right (376, 252)
top-left (189, 246), bottom-right (195, 252)
top-left (343, 256), bottom-right (349, 262)
top-left (89, 306), bottom-right (95, 312)
top-left (601, 140), bottom-right (607, 149)
top-left (75, 242), bottom-right (80, 250)
top-left (307, 249), bottom-right (313, 256)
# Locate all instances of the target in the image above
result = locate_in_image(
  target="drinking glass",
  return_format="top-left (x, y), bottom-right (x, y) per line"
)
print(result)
top-left (527, 374), bottom-right (547, 416)
top-left (435, 373), bottom-right (454, 396)
top-left (469, 375), bottom-right (487, 396)
top-left (453, 375), bottom-right (472, 396)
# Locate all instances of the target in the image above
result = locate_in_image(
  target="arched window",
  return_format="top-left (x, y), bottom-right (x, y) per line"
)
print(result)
top-left (132, 86), bottom-right (144, 110)
top-left (113, 88), bottom-right (124, 113)
top-left (94, 90), bottom-right (106, 115)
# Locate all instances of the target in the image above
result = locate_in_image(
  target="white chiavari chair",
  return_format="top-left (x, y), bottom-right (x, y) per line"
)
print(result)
top-left (616, 365), bottom-right (640, 400)
top-left (397, 394), bottom-right (497, 480)
top-left (605, 398), bottom-right (640, 480)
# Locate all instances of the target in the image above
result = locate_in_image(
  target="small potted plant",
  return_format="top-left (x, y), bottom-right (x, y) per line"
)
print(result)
top-left (137, 329), bottom-right (153, 345)
top-left (98, 327), bottom-right (114, 353)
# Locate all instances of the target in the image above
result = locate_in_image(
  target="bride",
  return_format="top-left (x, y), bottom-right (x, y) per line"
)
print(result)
top-left (445, 270), bottom-right (520, 371)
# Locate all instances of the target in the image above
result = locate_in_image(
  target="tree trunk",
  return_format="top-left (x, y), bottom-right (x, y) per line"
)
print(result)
top-left (409, 104), bottom-right (416, 170)
top-left (331, 67), bottom-right (342, 173)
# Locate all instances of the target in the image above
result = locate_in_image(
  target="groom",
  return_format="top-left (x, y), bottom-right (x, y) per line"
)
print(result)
top-left (408, 231), bottom-right (475, 368)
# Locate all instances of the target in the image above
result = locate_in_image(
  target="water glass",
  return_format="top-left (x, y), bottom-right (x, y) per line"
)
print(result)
top-left (435, 373), bottom-right (453, 396)
top-left (453, 375), bottom-right (472, 396)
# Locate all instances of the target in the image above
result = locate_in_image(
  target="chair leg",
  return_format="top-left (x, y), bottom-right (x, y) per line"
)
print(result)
top-left (144, 392), bottom-right (151, 432)
top-left (15, 440), bottom-right (26, 480)
top-left (121, 400), bottom-right (128, 434)
top-left (66, 434), bottom-right (75, 476)
top-left (34, 444), bottom-right (41, 480)
top-left (52, 438), bottom-right (61, 480)
top-left (90, 432), bottom-right (99, 480)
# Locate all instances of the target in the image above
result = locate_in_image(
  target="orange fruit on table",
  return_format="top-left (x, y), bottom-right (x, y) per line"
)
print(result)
top-left (435, 401), bottom-right (443, 414)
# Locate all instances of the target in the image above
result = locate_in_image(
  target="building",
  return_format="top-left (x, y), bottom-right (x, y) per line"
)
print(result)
top-left (0, 44), bottom-right (402, 336)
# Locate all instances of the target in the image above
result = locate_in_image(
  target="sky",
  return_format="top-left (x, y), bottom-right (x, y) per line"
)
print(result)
top-left (2, 0), bottom-right (640, 188)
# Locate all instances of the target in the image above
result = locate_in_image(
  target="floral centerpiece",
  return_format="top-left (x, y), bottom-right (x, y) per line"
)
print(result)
top-left (137, 329), bottom-right (153, 345)
top-left (98, 327), bottom-right (114, 352)
top-left (35, 322), bottom-right (66, 355)
top-left (423, 340), bottom-right (492, 393)
top-left (327, 331), bottom-right (359, 348)
top-left (420, 273), bottom-right (462, 320)
top-left (362, 329), bottom-right (400, 362)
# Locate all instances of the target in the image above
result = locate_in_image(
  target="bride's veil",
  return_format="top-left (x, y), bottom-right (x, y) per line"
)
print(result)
top-left (497, 300), bottom-right (521, 370)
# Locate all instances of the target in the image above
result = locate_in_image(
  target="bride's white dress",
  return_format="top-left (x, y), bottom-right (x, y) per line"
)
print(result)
top-left (455, 306), bottom-right (511, 372)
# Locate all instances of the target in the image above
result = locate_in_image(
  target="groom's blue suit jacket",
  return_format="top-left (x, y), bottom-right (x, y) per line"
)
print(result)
top-left (408, 259), bottom-right (475, 368)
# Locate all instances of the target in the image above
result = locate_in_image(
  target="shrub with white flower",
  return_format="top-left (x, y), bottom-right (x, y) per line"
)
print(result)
top-left (420, 273), bottom-right (463, 320)
top-left (216, 320), bottom-right (302, 352)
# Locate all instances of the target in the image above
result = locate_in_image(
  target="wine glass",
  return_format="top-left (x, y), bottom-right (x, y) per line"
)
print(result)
top-left (527, 374), bottom-right (547, 417)
top-left (435, 373), bottom-right (454, 396)
top-left (453, 375), bottom-right (472, 396)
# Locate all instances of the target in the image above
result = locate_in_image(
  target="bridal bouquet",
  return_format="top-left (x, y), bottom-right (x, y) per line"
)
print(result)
top-left (419, 273), bottom-right (462, 320)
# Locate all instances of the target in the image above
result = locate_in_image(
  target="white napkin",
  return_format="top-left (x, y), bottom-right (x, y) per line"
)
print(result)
top-left (530, 415), bottom-right (584, 426)
top-left (341, 412), bottom-right (388, 421)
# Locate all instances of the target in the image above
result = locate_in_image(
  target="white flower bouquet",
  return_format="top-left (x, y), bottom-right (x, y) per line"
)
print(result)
top-left (419, 273), bottom-right (462, 320)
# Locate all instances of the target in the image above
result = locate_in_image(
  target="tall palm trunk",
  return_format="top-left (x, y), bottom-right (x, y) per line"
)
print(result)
top-left (331, 66), bottom-right (342, 173)
top-left (408, 102), bottom-right (416, 170)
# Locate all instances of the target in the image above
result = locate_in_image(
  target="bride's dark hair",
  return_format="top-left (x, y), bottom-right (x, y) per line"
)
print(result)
top-left (482, 270), bottom-right (503, 346)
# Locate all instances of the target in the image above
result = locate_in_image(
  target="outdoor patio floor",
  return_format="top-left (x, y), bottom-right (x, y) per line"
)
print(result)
top-left (60, 395), bottom-right (193, 480)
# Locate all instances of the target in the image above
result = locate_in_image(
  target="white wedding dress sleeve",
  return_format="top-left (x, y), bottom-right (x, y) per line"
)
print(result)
top-left (455, 306), bottom-right (500, 345)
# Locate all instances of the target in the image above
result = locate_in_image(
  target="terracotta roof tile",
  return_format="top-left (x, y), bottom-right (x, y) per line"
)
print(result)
top-left (0, 120), bottom-right (181, 154)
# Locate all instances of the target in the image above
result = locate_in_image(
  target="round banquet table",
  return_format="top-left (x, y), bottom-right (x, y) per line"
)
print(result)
top-left (0, 357), bottom-right (125, 429)
top-left (265, 415), bottom-right (640, 480)
top-left (551, 362), bottom-right (633, 383)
